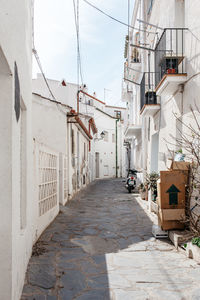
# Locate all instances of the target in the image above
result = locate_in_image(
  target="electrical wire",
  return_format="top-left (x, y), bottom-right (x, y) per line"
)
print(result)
top-left (82, 0), bottom-right (154, 34)
top-left (33, 49), bottom-right (57, 101)
top-left (33, 49), bottom-right (68, 116)
top-left (72, 0), bottom-right (84, 86)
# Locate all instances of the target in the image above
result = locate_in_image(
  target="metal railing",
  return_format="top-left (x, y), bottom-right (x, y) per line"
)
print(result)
top-left (140, 72), bottom-right (157, 111)
top-left (131, 47), bottom-right (141, 63)
top-left (155, 28), bottom-right (187, 87)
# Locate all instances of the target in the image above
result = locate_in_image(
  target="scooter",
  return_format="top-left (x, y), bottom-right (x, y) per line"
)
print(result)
top-left (125, 169), bottom-right (138, 193)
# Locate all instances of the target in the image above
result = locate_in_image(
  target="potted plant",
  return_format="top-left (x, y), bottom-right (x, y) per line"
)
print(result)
top-left (138, 183), bottom-right (146, 200)
top-left (174, 148), bottom-right (185, 161)
top-left (192, 237), bottom-right (200, 248)
top-left (146, 172), bottom-right (160, 202)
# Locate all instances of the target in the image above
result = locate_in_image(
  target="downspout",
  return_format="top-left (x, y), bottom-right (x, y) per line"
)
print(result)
top-left (77, 90), bottom-right (80, 114)
top-left (116, 119), bottom-right (120, 178)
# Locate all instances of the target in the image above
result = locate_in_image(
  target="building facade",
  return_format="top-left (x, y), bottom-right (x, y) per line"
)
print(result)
top-left (33, 75), bottom-right (126, 182)
top-left (122, 0), bottom-right (200, 181)
top-left (0, 1), bottom-right (33, 299)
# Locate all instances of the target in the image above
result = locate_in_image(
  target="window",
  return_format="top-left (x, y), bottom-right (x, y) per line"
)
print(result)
top-left (112, 134), bottom-right (115, 143)
top-left (104, 131), bottom-right (109, 142)
top-left (71, 128), bottom-right (75, 154)
top-left (115, 111), bottom-right (121, 120)
top-left (84, 142), bottom-right (86, 160)
top-left (131, 47), bottom-right (140, 63)
top-left (147, 0), bottom-right (154, 15)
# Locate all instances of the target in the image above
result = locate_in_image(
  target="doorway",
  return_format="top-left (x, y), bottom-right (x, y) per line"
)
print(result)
top-left (151, 132), bottom-right (159, 172)
top-left (95, 152), bottom-right (100, 178)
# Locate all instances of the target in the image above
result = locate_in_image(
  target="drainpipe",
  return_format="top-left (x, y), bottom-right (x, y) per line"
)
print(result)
top-left (77, 90), bottom-right (80, 114)
top-left (116, 119), bottom-right (120, 178)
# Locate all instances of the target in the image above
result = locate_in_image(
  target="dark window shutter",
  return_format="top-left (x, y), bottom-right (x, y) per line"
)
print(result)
top-left (14, 62), bottom-right (20, 122)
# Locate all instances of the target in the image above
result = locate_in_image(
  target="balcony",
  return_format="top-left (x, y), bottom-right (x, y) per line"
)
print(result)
top-left (130, 47), bottom-right (141, 64)
top-left (124, 124), bottom-right (142, 138)
top-left (154, 28), bottom-right (187, 96)
top-left (140, 72), bottom-right (160, 116)
top-left (121, 79), bottom-right (132, 102)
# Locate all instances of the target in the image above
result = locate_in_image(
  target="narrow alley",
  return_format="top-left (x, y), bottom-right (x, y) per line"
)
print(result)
top-left (21, 179), bottom-right (200, 300)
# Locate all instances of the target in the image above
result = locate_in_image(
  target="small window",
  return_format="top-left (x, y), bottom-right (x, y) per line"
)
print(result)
top-left (115, 111), bottom-right (121, 119)
top-left (71, 129), bottom-right (75, 154)
top-left (84, 142), bottom-right (86, 160)
top-left (112, 134), bottom-right (115, 143)
top-left (104, 131), bottom-right (109, 142)
top-left (147, 0), bottom-right (154, 15)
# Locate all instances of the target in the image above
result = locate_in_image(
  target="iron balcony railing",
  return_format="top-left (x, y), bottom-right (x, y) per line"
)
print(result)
top-left (131, 47), bottom-right (141, 63)
top-left (155, 28), bottom-right (187, 87)
top-left (140, 72), bottom-right (157, 111)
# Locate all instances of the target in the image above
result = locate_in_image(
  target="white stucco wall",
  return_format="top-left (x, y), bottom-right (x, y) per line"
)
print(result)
top-left (32, 94), bottom-right (68, 154)
top-left (94, 109), bottom-right (118, 178)
top-left (32, 93), bottom-right (69, 207)
top-left (0, 1), bottom-right (33, 299)
top-left (33, 75), bottom-right (78, 109)
top-left (145, 0), bottom-right (200, 173)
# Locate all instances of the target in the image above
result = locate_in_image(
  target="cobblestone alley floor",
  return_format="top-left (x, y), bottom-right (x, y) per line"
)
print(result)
top-left (21, 179), bottom-right (200, 300)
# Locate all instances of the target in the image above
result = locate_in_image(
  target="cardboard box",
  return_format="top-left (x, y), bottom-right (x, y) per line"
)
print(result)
top-left (159, 208), bottom-right (185, 221)
top-left (159, 171), bottom-right (185, 209)
top-left (170, 161), bottom-right (190, 184)
top-left (170, 161), bottom-right (190, 171)
top-left (157, 179), bottom-right (161, 208)
top-left (158, 214), bottom-right (185, 231)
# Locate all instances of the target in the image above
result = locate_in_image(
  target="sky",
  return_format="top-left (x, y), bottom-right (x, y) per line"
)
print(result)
top-left (33, 0), bottom-right (134, 106)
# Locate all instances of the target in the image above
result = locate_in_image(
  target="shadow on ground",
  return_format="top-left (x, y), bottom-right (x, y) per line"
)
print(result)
top-left (20, 179), bottom-right (179, 300)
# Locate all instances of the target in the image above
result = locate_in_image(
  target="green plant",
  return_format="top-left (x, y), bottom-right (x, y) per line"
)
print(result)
top-left (145, 172), bottom-right (159, 202)
top-left (176, 149), bottom-right (183, 154)
top-left (138, 183), bottom-right (146, 192)
top-left (146, 172), bottom-right (159, 193)
top-left (192, 237), bottom-right (200, 248)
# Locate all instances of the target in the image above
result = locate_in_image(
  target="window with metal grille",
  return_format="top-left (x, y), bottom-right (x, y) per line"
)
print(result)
top-left (115, 111), bottom-right (121, 119)
top-left (38, 151), bottom-right (58, 216)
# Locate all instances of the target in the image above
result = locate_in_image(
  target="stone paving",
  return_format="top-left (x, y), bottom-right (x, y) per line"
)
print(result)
top-left (21, 179), bottom-right (200, 300)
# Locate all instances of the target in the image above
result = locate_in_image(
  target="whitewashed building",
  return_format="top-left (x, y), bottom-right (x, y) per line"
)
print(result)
top-left (0, 1), bottom-right (33, 299)
top-left (79, 90), bottom-right (126, 179)
top-left (32, 93), bottom-right (70, 239)
top-left (32, 89), bottom-right (96, 203)
top-left (33, 75), bottom-right (126, 181)
top-left (122, 0), bottom-right (200, 178)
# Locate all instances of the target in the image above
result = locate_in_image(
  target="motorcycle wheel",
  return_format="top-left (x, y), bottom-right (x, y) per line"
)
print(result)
top-left (128, 187), bottom-right (132, 193)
